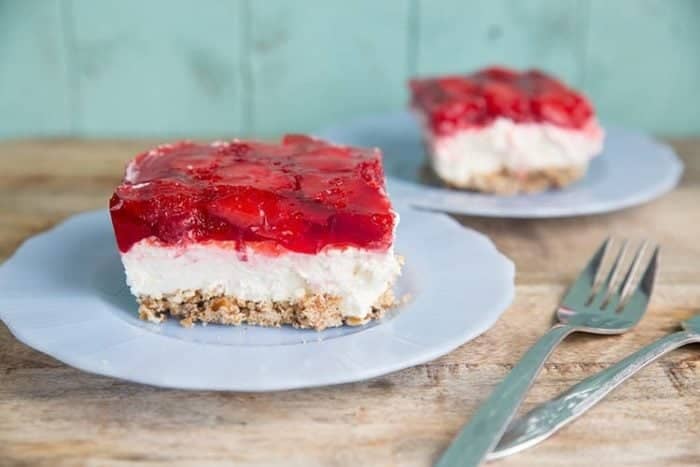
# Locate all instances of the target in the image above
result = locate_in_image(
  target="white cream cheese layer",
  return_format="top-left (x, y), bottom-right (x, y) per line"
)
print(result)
top-left (121, 240), bottom-right (401, 319)
top-left (426, 117), bottom-right (604, 186)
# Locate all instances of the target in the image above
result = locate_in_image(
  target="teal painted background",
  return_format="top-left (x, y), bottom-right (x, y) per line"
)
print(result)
top-left (1, 0), bottom-right (699, 139)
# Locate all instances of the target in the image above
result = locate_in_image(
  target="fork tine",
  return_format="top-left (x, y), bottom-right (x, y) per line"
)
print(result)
top-left (561, 238), bottom-right (612, 309)
top-left (616, 244), bottom-right (658, 320)
top-left (639, 245), bottom-right (660, 294)
top-left (589, 237), bottom-right (613, 289)
top-left (614, 248), bottom-right (658, 331)
top-left (592, 239), bottom-right (629, 307)
top-left (618, 240), bottom-right (650, 305)
top-left (622, 244), bottom-right (659, 307)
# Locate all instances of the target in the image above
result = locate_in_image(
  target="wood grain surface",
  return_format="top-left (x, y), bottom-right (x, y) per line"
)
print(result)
top-left (0, 139), bottom-right (699, 466)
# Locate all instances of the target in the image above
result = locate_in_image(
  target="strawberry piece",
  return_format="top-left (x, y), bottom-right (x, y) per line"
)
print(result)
top-left (410, 66), bottom-right (596, 135)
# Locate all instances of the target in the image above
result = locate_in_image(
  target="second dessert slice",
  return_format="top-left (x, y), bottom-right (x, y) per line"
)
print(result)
top-left (410, 66), bottom-right (604, 194)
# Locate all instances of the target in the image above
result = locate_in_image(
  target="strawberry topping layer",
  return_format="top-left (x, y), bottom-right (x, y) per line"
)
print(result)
top-left (410, 66), bottom-right (596, 136)
top-left (110, 135), bottom-right (396, 255)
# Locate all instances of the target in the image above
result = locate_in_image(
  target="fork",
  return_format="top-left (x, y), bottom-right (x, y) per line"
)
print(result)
top-left (489, 314), bottom-right (700, 459)
top-left (436, 238), bottom-right (659, 467)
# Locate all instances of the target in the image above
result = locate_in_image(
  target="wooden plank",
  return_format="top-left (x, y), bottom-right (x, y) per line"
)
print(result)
top-left (0, 138), bottom-right (698, 465)
top-left (583, 0), bottom-right (700, 136)
top-left (0, 0), bottom-right (72, 138)
top-left (247, 0), bottom-right (412, 137)
top-left (414, 0), bottom-right (586, 86)
top-left (68, 0), bottom-right (244, 138)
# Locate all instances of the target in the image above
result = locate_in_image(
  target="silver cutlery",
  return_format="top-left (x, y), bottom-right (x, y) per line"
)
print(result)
top-left (489, 314), bottom-right (700, 460)
top-left (436, 238), bottom-right (659, 467)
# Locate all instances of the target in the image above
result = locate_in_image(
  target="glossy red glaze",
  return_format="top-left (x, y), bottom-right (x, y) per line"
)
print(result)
top-left (410, 66), bottom-right (595, 136)
top-left (110, 135), bottom-right (396, 255)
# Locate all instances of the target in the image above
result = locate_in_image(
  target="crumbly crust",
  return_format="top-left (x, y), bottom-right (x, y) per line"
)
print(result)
top-left (430, 165), bottom-right (587, 195)
top-left (137, 288), bottom-right (397, 331)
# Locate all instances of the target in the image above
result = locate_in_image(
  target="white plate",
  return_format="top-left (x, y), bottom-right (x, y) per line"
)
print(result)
top-left (318, 112), bottom-right (684, 218)
top-left (0, 206), bottom-right (514, 391)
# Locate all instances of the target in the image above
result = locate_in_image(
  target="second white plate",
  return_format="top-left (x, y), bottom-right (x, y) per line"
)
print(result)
top-left (319, 112), bottom-right (684, 218)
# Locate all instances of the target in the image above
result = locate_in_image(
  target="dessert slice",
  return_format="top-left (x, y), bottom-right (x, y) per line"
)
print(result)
top-left (410, 66), bottom-right (604, 194)
top-left (109, 135), bottom-right (402, 330)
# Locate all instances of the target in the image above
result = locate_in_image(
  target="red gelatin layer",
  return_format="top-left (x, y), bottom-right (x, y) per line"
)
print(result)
top-left (410, 66), bottom-right (596, 136)
top-left (110, 135), bottom-right (396, 255)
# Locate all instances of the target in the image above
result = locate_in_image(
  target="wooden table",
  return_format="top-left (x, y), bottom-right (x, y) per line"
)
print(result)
top-left (1, 139), bottom-right (698, 466)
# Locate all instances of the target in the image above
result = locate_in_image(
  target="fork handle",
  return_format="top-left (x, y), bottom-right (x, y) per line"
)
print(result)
top-left (489, 329), bottom-right (699, 460)
top-left (436, 324), bottom-right (574, 467)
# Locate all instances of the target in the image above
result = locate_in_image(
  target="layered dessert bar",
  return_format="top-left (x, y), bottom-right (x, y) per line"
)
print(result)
top-left (110, 135), bottom-right (402, 330)
top-left (410, 67), bottom-right (604, 194)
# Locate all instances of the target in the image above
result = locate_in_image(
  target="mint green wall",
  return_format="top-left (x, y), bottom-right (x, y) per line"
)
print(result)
top-left (1, 0), bottom-right (699, 139)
